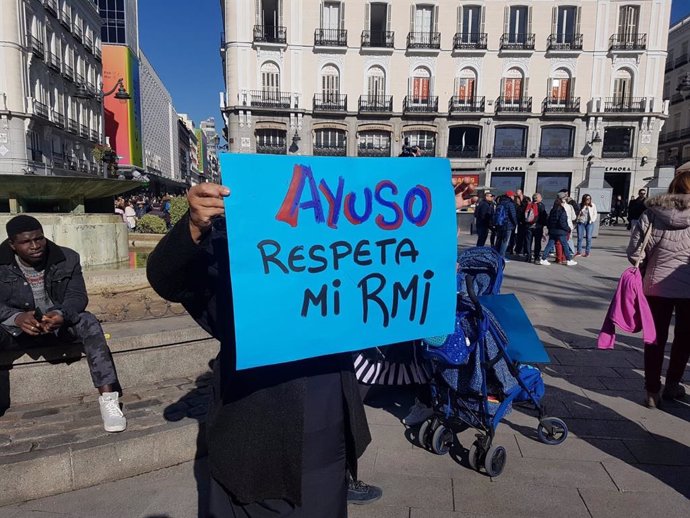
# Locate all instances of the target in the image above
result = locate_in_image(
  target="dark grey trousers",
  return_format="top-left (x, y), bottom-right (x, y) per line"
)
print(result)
top-left (0, 311), bottom-right (118, 388)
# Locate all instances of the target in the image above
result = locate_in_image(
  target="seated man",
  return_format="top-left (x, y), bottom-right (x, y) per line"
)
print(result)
top-left (0, 215), bottom-right (126, 432)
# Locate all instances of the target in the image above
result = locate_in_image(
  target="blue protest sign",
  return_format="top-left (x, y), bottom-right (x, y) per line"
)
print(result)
top-left (220, 154), bottom-right (457, 370)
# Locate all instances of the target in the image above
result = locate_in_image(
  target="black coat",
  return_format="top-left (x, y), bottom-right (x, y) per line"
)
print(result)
top-left (628, 197), bottom-right (647, 220)
top-left (146, 214), bottom-right (371, 506)
top-left (0, 239), bottom-right (88, 329)
top-left (547, 206), bottom-right (570, 236)
top-left (474, 199), bottom-right (493, 226)
top-left (498, 198), bottom-right (518, 229)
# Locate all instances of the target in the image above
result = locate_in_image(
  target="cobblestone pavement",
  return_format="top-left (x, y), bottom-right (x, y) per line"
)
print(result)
top-left (1, 226), bottom-right (689, 517)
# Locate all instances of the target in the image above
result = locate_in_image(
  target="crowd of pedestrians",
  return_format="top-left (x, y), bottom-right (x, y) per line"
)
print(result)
top-left (114, 193), bottom-right (174, 230)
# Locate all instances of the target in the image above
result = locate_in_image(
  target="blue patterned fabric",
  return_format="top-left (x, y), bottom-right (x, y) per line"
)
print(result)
top-left (457, 247), bottom-right (505, 297)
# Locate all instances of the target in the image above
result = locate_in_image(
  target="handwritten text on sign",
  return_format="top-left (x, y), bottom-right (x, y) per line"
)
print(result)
top-left (221, 154), bottom-right (456, 370)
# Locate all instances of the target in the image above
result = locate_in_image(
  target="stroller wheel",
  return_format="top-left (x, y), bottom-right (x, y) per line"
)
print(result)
top-left (538, 417), bottom-right (568, 445)
top-left (418, 419), bottom-right (432, 449)
top-left (468, 442), bottom-right (482, 471)
top-left (483, 445), bottom-right (507, 477)
top-left (431, 425), bottom-right (453, 455)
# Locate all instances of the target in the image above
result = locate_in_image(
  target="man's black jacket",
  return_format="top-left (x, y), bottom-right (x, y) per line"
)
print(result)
top-left (146, 213), bottom-right (371, 506)
top-left (0, 239), bottom-right (87, 330)
top-left (474, 199), bottom-right (493, 226)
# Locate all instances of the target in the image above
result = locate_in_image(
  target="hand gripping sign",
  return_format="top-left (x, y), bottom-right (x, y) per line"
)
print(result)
top-left (221, 154), bottom-right (457, 370)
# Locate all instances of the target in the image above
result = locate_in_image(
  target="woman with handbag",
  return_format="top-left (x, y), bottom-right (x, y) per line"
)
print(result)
top-left (576, 194), bottom-right (598, 257)
top-left (627, 170), bottom-right (690, 408)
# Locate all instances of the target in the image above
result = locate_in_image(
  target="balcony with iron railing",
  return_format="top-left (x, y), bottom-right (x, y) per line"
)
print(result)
top-left (542, 97), bottom-right (581, 113)
top-left (78, 159), bottom-right (89, 172)
top-left (452, 32), bottom-right (487, 50)
top-left (46, 51), bottom-right (61, 71)
top-left (253, 25), bottom-right (287, 44)
top-left (84, 35), bottom-right (93, 51)
top-left (72, 24), bottom-right (83, 42)
top-left (62, 63), bottom-right (74, 81)
top-left (33, 100), bottom-right (50, 119)
top-left (603, 97), bottom-right (646, 112)
top-left (44, 0), bottom-right (58, 16)
top-left (361, 30), bottom-right (394, 48)
top-left (75, 72), bottom-right (85, 85)
top-left (406, 32), bottom-right (441, 50)
top-left (358, 95), bottom-right (393, 112)
top-left (547, 33), bottom-right (583, 51)
top-left (403, 96), bottom-right (439, 113)
top-left (68, 118), bottom-right (79, 134)
top-left (94, 46), bottom-right (101, 61)
top-left (52, 110), bottom-right (65, 128)
top-left (60, 10), bottom-right (71, 29)
top-left (448, 96), bottom-right (485, 114)
top-left (256, 143), bottom-right (287, 154)
top-left (500, 33), bottom-right (535, 51)
top-left (90, 129), bottom-right (99, 142)
top-left (602, 144), bottom-right (633, 158)
top-left (90, 162), bottom-right (101, 174)
top-left (29, 35), bottom-right (44, 57)
top-left (495, 96), bottom-right (532, 113)
top-left (79, 124), bottom-right (89, 139)
top-left (609, 33), bottom-right (646, 51)
top-left (52, 152), bottom-right (65, 169)
top-left (248, 90), bottom-right (293, 109)
top-left (659, 127), bottom-right (690, 145)
top-left (670, 93), bottom-right (685, 105)
top-left (313, 145), bottom-right (347, 157)
top-left (314, 28), bottom-right (347, 47)
top-left (358, 146), bottom-right (391, 158)
top-left (447, 145), bottom-right (480, 158)
top-left (313, 94), bottom-right (347, 111)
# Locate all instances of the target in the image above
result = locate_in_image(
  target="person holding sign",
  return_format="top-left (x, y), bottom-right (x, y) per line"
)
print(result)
top-left (146, 184), bottom-right (373, 518)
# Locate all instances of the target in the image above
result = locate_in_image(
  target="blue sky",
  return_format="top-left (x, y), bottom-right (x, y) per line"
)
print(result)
top-left (138, 0), bottom-right (690, 136)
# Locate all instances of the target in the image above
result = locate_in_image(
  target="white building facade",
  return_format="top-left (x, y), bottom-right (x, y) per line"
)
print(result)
top-left (0, 0), bottom-right (104, 178)
top-left (139, 51), bottom-right (179, 180)
top-left (659, 15), bottom-right (690, 168)
top-left (220, 0), bottom-right (671, 201)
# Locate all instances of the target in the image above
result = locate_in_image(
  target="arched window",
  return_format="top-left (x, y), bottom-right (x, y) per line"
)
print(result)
top-left (501, 67), bottom-right (524, 104)
top-left (409, 66), bottom-right (431, 103)
top-left (261, 61), bottom-right (280, 95)
top-left (366, 66), bottom-right (385, 99)
top-left (320, 64), bottom-right (340, 101)
top-left (612, 68), bottom-right (633, 102)
top-left (455, 68), bottom-right (477, 102)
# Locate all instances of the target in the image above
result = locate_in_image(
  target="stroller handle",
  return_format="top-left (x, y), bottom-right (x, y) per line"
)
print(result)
top-left (464, 274), bottom-right (484, 318)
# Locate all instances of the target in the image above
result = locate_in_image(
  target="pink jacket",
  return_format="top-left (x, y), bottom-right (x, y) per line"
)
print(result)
top-left (598, 267), bottom-right (656, 349)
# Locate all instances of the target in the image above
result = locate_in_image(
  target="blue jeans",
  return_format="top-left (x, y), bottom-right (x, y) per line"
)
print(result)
top-left (495, 226), bottom-right (514, 257)
top-left (577, 223), bottom-right (594, 254)
top-left (542, 235), bottom-right (573, 261)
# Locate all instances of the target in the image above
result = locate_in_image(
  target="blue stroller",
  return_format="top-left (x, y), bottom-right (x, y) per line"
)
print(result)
top-left (417, 247), bottom-right (568, 477)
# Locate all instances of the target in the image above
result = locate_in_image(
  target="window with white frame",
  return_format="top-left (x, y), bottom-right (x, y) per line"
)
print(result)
top-left (552, 6), bottom-right (579, 44)
top-left (549, 68), bottom-right (571, 103)
top-left (256, 128), bottom-right (287, 154)
top-left (405, 130), bottom-right (436, 156)
top-left (314, 128), bottom-right (346, 155)
top-left (457, 5), bottom-right (483, 42)
top-left (261, 61), bottom-right (280, 98)
top-left (618, 5), bottom-right (640, 41)
top-left (358, 130), bottom-right (391, 156)
top-left (409, 67), bottom-right (431, 103)
top-left (321, 65), bottom-right (340, 101)
top-left (501, 67), bottom-right (524, 102)
top-left (612, 69), bottom-right (633, 102)
top-left (366, 66), bottom-right (386, 99)
top-left (505, 5), bottom-right (531, 43)
top-left (455, 68), bottom-right (476, 102)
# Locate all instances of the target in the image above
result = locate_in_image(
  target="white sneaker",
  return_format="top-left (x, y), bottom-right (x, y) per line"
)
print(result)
top-left (539, 259), bottom-right (551, 266)
top-left (402, 399), bottom-right (433, 426)
top-left (566, 260), bottom-right (578, 266)
top-left (99, 392), bottom-right (127, 433)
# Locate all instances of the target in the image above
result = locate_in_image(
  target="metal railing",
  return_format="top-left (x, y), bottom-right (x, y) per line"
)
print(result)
top-left (500, 33), bottom-right (535, 50)
top-left (495, 96), bottom-right (532, 113)
top-left (79, 124), bottom-right (89, 139)
top-left (547, 33), bottom-right (583, 51)
top-left (313, 94), bottom-right (347, 111)
top-left (60, 10), bottom-right (71, 28)
top-left (63, 63), bottom-right (74, 81)
top-left (44, 0), bottom-right (58, 16)
top-left (358, 95), bottom-right (393, 112)
top-left (78, 158), bottom-right (89, 172)
top-left (358, 147), bottom-right (391, 157)
top-left (29, 35), bottom-right (44, 57)
top-left (52, 152), bottom-right (65, 169)
top-left (253, 25), bottom-right (287, 44)
top-left (452, 32), bottom-right (487, 50)
top-left (361, 30), bottom-right (394, 48)
top-left (670, 93), bottom-right (685, 105)
top-left (493, 146), bottom-right (527, 158)
top-left (609, 33), bottom-right (646, 50)
top-left (256, 143), bottom-right (287, 154)
top-left (85, 35), bottom-right (93, 51)
top-left (91, 129), bottom-right (99, 142)
top-left (602, 145), bottom-right (633, 158)
top-left (407, 31), bottom-right (441, 49)
top-left (603, 97), bottom-right (646, 112)
top-left (33, 100), bottom-right (50, 119)
top-left (675, 54), bottom-right (689, 68)
top-left (448, 96), bottom-right (485, 113)
top-left (313, 145), bottom-right (347, 156)
top-left (539, 146), bottom-right (574, 158)
top-left (314, 28), bottom-right (347, 46)
top-left (542, 97), bottom-right (581, 113)
top-left (447, 145), bottom-right (480, 158)
top-left (248, 90), bottom-right (292, 108)
top-left (659, 127), bottom-right (690, 144)
top-left (73, 24), bottom-right (83, 41)
top-left (52, 110), bottom-right (65, 128)
top-left (46, 51), bottom-right (61, 71)
top-left (68, 118), bottom-right (79, 134)
top-left (403, 96), bottom-right (439, 113)
top-left (75, 72), bottom-right (85, 85)
top-left (94, 46), bottom-right (101, 60)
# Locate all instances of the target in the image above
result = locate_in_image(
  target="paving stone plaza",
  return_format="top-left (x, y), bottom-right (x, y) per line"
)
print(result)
top-left (0, 227), bottom-right (689, 517)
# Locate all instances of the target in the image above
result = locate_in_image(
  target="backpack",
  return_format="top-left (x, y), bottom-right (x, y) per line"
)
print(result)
top-left (492, 202), bottom-right (508, 227)
top-left (525, 202), bottom-right (539, 224)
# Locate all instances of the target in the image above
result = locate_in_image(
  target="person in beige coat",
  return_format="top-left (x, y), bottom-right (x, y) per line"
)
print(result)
top-left (627, 170), bottom-right (690, 408)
